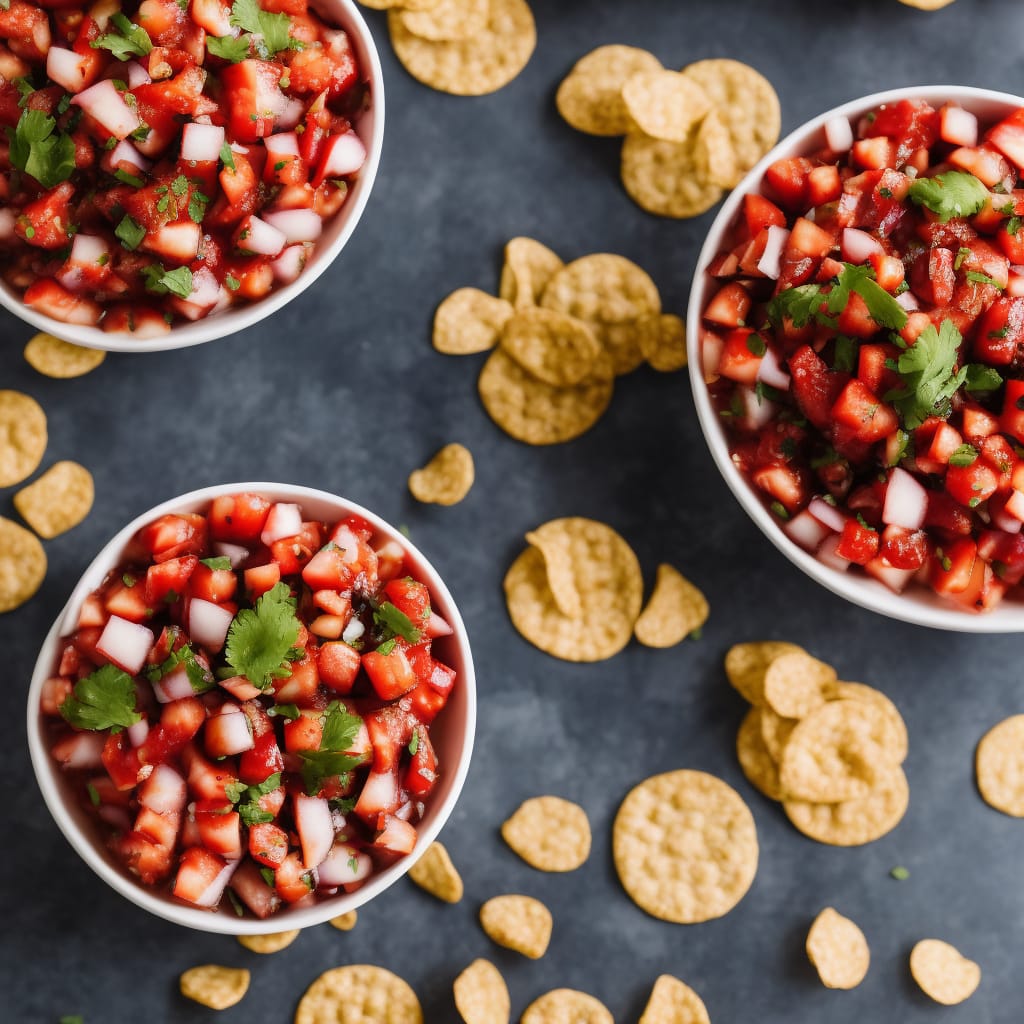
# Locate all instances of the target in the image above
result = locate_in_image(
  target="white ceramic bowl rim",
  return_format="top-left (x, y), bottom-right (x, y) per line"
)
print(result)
top-left (687, 84), bottom-right (1024, 634)
top-left (0, 0), bottom-right (385, 354)
top-left (26, 482), bottom-right (476, 933)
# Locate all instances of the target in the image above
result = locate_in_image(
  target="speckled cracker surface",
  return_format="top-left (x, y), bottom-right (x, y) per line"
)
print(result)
top-left (237, 929), bottom-right (300, 953)
top-left (638, 974), bottom-right (710, 1024)
top-left (0, 517), bottom-right (47, 614)
top-left (408, 841), bottom-right (464, 902)
top-left (14, 460), bottom-right (94, 539)
top-left (294, 965), bottom-right (423, 1024)
top-left (524, 525), bottom-right (583, 620)
top-left (479, 895), bottom-right (552, 959)
top-left (504, 517), bottom-right (642, 661)
top-left (180, 965), bottom-right (250, 1009)
top-left (501, 795), bottom-right (591, 871)
top-left (638, 314), bottom-right (687, 372)
top-left (613, 769), bottom-right (758, 923)
top-left (695, 109), bottom-right (738, 189)
top-left (620, 129), bottom-right (724, 219)
top-left (634, 563), bottom-right (708, 648)
top-left (434, 288), bottom-right (514, 354)
top-left (724, 641), bottom-right (804, 706)
top-left (806, 907), bottom-right (870, 989)
top-left (454, 959), bottom-right (510, 1024)
top-left (621, 69), bottom-right (711, 143)
top-left (359, 0), bottom-right (439, 9)
top-left (408, 444), bottom-right (475, 506)
top-left (832, 681), bottom-right (908, 763)
top-left (736, 708), bottom-right (785, 801)
top-left (520, 988), bottom-right (613, 1024)
top-left (499, 238), bottom-right (564, 309)
top-left (501, 308), bottom-right (601, 387)
top-left (910, 939), bottom-right (981, 1005)
top-left (976, 714), bottom-right (1024, 816)
top-left (763, 651), bottom-right (837, 719)
top-left (388, 0), bottom-right (535, 96)
top-left (399, 0), bottom-right (488, 41)
top-left (24, 333), bottom-right (106, 378)
top-left (759, 707), bottom-right (797, 763)
top-left (540, 254), bottom-right (661, 329)
top-left (555, 45), bottom-right (663, 136)
top-left (328, 910), bottom-right (358, 931)
top-left (0, 390), bottom-right (47, 488)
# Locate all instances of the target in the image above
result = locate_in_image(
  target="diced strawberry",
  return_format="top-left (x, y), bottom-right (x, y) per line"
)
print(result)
top-left (789, 345), bottom-right (846, 432)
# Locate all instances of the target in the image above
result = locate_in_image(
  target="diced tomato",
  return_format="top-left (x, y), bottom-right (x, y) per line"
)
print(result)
top-left (764, 156), bottom-right (814, 210)
top-left (275, 851), bottom-right (315, 903)
top-left (145, 555), bottom-right (198, 606)
top-left (835, 517), bottom-right (880, 565)
top-left (194, 800), bottom-right (243, 859)
top-left (238, 730), bottom-right (285, 784)
top-left (743, 193), bottom-right (786, 237)
top-left (102, 732), bottom-right (142, 791)
top-left (703, 282), bottom-right (752, 328)
top-left (249, 822), bottom-right (289, 868)
top-left (172, 845), bottom-right (228, 905)
top-left (716, 328), bottom-right (765, 384)
top-left (317, 640), bottom-right (361, 694)
top-left (362, 647), bottom-right (417, 701)
top-left (188, 562), bottom-right (238, 603)
top-left (931, 537), bottom-right (979, 595)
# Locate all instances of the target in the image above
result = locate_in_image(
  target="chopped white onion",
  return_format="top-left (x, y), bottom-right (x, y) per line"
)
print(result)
top-left (756, 346), bottom-right (791, 390)
top-left (72, 80), bottom-right (140, 140)
top-left (263, 208), bottom-right (322, 244)
top-left (212, 541), bottom-right (249, 568)
top-left (824, 115), bottom-right (854, 153)
top-left (940, 105), bottom-right (978, 148)
top-left (261, 502), bottom-right (303, 544)
top-left (808, 496), bottom-right (847, 533)
top-left (180, 121), bottom-right (225, 163)
top-left (96, 615), bottom-right (155, 675)
top-left (756, 225), bottom-right (790, 280)
top-left (784, 509), bottom-right (832, 552)
top-left (882, 467), bottom-right (928, 530)
top-left (188, 599), bottom-right (234, 652)
top-left (841, 227), bottom-right (885, 264)
top-left (241, 216), bottom-right (287, 257)
top-left (316, 131), bottom-right (367, 180)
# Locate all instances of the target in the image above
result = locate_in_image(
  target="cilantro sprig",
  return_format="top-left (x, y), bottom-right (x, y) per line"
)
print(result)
top-left (59, 665), bottom-right (142, 732)
top-left (91, 13), bottom-right (153, 60)
top-left (885, 318), bottom-right (966, 429)
top-left (373, 601), bottom-right (422, 645)
top-left (7, 107), bottom-right (76, 189)
top-left (145, 641), bottom-right (215, 694)
top-left (225, 581), bottom-right (300, 689)
top-left (208, 0), bottom-right (302, 62)
top-left (297, 703), bottom-right (365, 796)
top-left (141, 263), bottom-right (193, 299)
top-left (908, 170), bottom-right (989, 223)
top-left (225, 772), bottom-right (281, 825)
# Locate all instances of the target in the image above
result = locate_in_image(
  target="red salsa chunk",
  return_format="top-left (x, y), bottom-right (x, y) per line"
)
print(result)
top-left (41, 494), bottom-right (457, 918)
top-left (702, 98), bottom-right (1024, 612)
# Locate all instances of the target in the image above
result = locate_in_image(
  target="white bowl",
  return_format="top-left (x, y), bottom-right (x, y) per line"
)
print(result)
top-left (26, 483), bottom-right (476, 933)
top-left (687, 85), bottom-right (1024, 633)
top-left (0, 0), bottom-right (384, 354)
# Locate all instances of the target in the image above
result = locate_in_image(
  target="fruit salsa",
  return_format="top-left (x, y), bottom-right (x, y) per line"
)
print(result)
top-left (0, 0), bottom-right (368, 336)
top-left (40, 493), bottom-right (458, 918)
top-left (701, 98), bottom-right (1024, 612)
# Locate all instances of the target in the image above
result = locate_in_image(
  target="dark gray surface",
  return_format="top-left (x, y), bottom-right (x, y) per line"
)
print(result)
top-left (3, 1), bottom-right (1023, 1021)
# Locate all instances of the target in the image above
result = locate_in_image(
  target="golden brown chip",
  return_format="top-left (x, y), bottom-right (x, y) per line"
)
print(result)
top-left (398, 0), bottom-right (488, 41)
top-left (295, 965), bottom-right (423, 1024)
top-left (478, 348), bottom-right (614, 446)
top-left (620, 128), bottom-right (724, 219)
top-left (638, 314), bottom-right (687, 372)
top-left (499, 238), bottom-right (564, 309)
top-left (613, 769), bottom-right (758, 923)
top-left (976, 714), bottom-right (1024, 816)
top-left (24, 333), bottom-right (106, 378)
top-left (237, 929), bottom-right (300, 954)
top-left (501, 795), bottom-right (591, 872)
top-left (0, 516), bottom-right (47, 614)
top-left (504, 517), bottom-right (642, 661)
top-left (388, 0), bottom-right (535, 97)
top-left (408, 444), bottom-right (475, 506)
top-left (540, 254), bottom-right (661, 330)
top-left (179, 965), bottom-right (250, 1010)
top-left (724, 641), bottom-right (805, 706)
top-left (621, 69), bottom-right (711, 143)
top-left (520, 989), bottom-right (612, 1024)
top-left (14, 460), bottom-right (94, 539)
top-left (479, 895), bottom-right (552, 959)
top-left (593, 321), bottom-right (647, 376)
top-left (897, 0), bottom-right (957, 8)
top-left (501, 308), bottom-right (601, 387)
top-left (910, 939), bottom-right (980, 1005)
top-left (525, 525), bottom-right (583, 620)
top-left (634, 563), bottom-right (708, 648)
top-left (831, 682), bottom-right (908, 764)
top-left (434, 288), bottom-right (514, 355)
top-left (0, 390), bottom-right (47, 488)
top-left (328, 911), bottom-right (358, 932)
top-left (680, 59), bottom-right (781, 186)
top-left (695, 109), bottom-right (738, 189)
top-left (784, 766), bottom-right (909, 846)
top-left (453, 959), bottom-right (510, 1024)
top-left (555, 45), bottom-right (663, 137)
top-left (638, 974), bottom-right (710, 1024)
top-left (736, 707), bottom-right (785, 801)
top-left (779, 698), bottom-right (904, 803)
top-left (359, 0), bottom-right (439, 9)
top-left (806, 907), bottom-right (870, 989)
top-left (408, 841), bottom-right (464, 903)
top-left (759, 707), bottom-right (797, 763)
top-left (763, 651), bottom-right (838, 719)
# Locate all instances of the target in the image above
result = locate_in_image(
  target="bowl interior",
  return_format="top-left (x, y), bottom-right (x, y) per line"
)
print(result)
top-left (0, 0), bottom-right (384, 354)
top-left (687, 85), bottom-right (1024, 633)
top-left (27, 483), bottom-right (476, 933)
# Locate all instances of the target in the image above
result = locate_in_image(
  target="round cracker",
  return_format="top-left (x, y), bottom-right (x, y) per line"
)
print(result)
top-left (897, 0), bottom-right (957, 8)
top-left (0, 516), bottom-right (47, 614)
top-left (478, 347), bottom-right (613, 446)
top-left (763, 651), bottom-right (838, 719)
top-left (736, 707), bottom-right (785, 801)
top-left (408, 444), bottom-right (475, 506)
top-left (555, 45), bottom-right (663, 137)
top-left (360, 0), bottom-right (439, 9)
top-left (237, 929), bottom-right (300, 954)
top-left (783, 766), bottom-right (909, 846)
top-left (779, 698), bottom-right (903, 803)
top-left (595, 320), bottom-right (648, 376)
top-left (680, 59), bottom-right (780, 186)
top-left (621, 69), bottom-right (712, 143)
top-left (910, 939), bottom-right (980, 1005)
top-left (520, 989), bottom-right (612, 1024)
top-left (831, 682), bottom-right (908, 764)
top-left (328, 910), bottom-right (358, 931)
top-left (724, 640), bottom-right (805, 706)
top-left (634, 563), bottom-right (708, 647)
top-left (540, 254), bottom-right (661, 329)
top-left (806, 907), bottom-right (870, 989)
top-left (14, 460), bottom-right (94, 539)
top-left (24, 332), bottom-right (106, 378)
top-left (525, 524), bottom-right (583, 619)
top-left (620, 128), bottom-right (724, 219)
top-left (638, 974), bottom-right (709, 1024)
top-left (295, 965), bottom-right (423, 1024)
top-left (479, 894), bottom-right (551, 959)
top-left (759, 706), bottom-right (797, 763)
top-left (453, 959), bottom-right (510, 1024)
top-left (503, 517), bottom-right (642, 662)
top-left (613, 769), bottom-right (758, 923)
top-left (695, 109), bottom-right (738, 189)
top-left (180, 965), bottom-right (250, 1009)
top-left (976, 714), bottom-right (1024, 816)
top-left (388, 0), bottom-right (535, 97)
top-left (0, 389), bottom-right (47, 488)
top-left (638, 314), bottom-right (687, 372)
top-left (434, 288), bottom-right (514, 355)
top-left (501, 308), bottom-right (601, 387)
top-left (499, 237), bottom-right (563, 309)
top-left (398, 0), bottom-right (488, 41)
top-left (501, 795), bottom-right (591, 872)
top-left (407, 841), bottom-right (464, 902)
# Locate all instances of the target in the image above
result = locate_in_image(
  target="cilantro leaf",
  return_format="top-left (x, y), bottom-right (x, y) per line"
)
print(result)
top-left (115, 214), bottom-right (146, 251)
top-left (966, 270), bottom-right (1004, 290)
top-left (890, 865), bottom-right (910, 881)
top-left (229, 0), bottom-right (299, 59)
top-left (269, 702), bottom-right (300, 720)
top-left (200, 556), bottom-right (233, 571)
top-left (7, 107), bottom-right (76, 189)
top-left (207, 33), bottom-right (251, 63)
top-left (886, 318), bottom-right (966, 429)
top-left (373, 601), bottom-right (422, 645)
top-left (141, 263), bottom-right (193, 299)
top-left (948, 444), bottom-right (978, 467)
top-left (833, 335), bottom-right (858, 373)
top-left (91, 12), bottom-right (153, 60)
top-left (826, 263), bottom-right (907, 330)
top-left (225, 581), bottom-right (300, 689)
top-left (145, 642), bottom-right (215, 694)
top-left (908, 170), bottom-right (989, 223)
top-left (59, 665), bottom-right (141, 732)
top-left (766, 283), bottom-right (826, 329)
top-left (964, 364), bottom-right (1003, 393)
top-left (298, 703), bottom-right (364, 796)
top-left (219, 141), bottom-right (236, 171)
